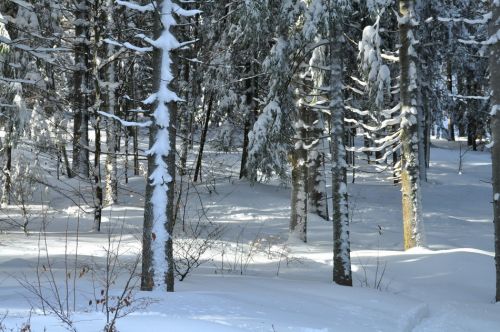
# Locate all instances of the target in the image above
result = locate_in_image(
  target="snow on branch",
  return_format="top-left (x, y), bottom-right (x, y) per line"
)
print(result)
top-left (449, 94), bottom-right (490, 100)
top-left (345, 115), bottom-right (400, 132)
top-left (0, 37), bottom-right (70, 53)
top-left (97, 110), bottom-right (152, 127)
top-left (437, 12), bottom-right (492, 25)
top-left (8, 0), bottom-right (34, 10)
top-left (492, 105), bottom-right (499, 116)
top-left (345, 105), bottom-right (371, 117)
top-left (0, 103), bottom-right (17, 108)
top-left (346, 130), bottom-right (401, 153)
top-left (103, 38), bottom-right (153, 53)
top-left (115, 0), bottom-right (155, 12)
top-left (0, 76), bottom-right (39, 85)
top-left (172, 3), bottom-right (201, 16)
top-left (458, 29), bottom-right (500, 45)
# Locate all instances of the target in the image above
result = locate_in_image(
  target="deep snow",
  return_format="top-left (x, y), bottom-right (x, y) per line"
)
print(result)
top-left (0, 138), bottom-right (499, 331)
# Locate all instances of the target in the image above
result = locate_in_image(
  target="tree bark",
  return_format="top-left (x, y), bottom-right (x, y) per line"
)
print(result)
top-left (329, 17), bottom-right (352, 286)
top-left (290, 79), bottom-right (309, 243)
top-left (398, 0), bottom-right (425, 250)
top-left (447, 60), bottom-right (455, 141)
top-left (1, 124), bottom-right (12, 206)
top-left (141, 0), bottom-right (179, 292)
top-left (72, 0), bottom-right (90, 177)
top-left (193, 95), bottom-right (212, 182)
top-left (489, 0), bottom-right (500, 302)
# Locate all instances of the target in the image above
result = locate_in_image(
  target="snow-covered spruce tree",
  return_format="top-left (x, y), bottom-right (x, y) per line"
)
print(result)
top-left (398, 0), bottom-right (425, 249)
top-left (246, 1), bottom-right (297, 184)
top-left (113, 0), bottom-right (199, 292)
top-left (489, 0), bottom-right (500, 303)
top-left (0, 4), bottom-right (34, 207)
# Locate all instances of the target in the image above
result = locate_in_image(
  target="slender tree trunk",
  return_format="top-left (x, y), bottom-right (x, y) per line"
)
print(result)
top-left (329, 17), bottom-right (352, 286)
top-left (72, 0), bottom-right (90, 177)
top-left (447, 60), bottom-right (455, 141)
top-left (289, 129), bottom-right (308, 243)
top-left (94, 115), bottom-right (103, 231)
top-left (240, 113), bottom-right (252, 179)
top-left (398, 0), bottom-right (425, 250)
top-left (193, 95), bottom-right (212, 182)
top-left (307, 111), bottom-right (329, 220)
top-left (141, 125), bottom-right (155, 291)
top-left (130, 71), bottom-right (140, 177)
top-left (417, 93), bottom-right (427, 182)
top-left (240, 63), bottom-right (256, 179)
top-left (179, 60), bottom-right (191, 177)
top-left (489, 0), bottom-right (500, 302)
top-left (1, 124), bottom-right (12, 206)
top-left (104, 50), bottom-right (118, 204)
top-left (91, 1), bottom-right (105, 231)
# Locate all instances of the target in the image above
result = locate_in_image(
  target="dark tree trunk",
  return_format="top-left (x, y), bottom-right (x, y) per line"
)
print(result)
top-left (330, 15), bottom-right (352, 286)
top-left (1, 125), bottom-right (12, 206)
top-left (72, 0), bottom-right (91, 177)
top-left (240, 114), bottom-right (252, 179)
top-left (193, 95), bottom-right (213, 182)
top-left (489, 0), bottom-right (500, 302)
top-left (447, 60), bottom-right (455, 142)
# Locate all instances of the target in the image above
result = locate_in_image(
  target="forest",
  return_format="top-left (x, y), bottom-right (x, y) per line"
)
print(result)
top-left (0, 0), bottom-right (499, 331)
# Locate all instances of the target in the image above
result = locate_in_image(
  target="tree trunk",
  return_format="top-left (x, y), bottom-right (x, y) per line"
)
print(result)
top-left (141, 126), bottom-right (155, 291)
top-left (307, 111), bottom-right (329, 221)
top-left (398, 0), bottom-right (425, 250)
top-left (72, 0), bottom-right (90, 177)
top-left (1, 124), bottom-right (12, 206)
top-left (289, 144), bottom-right (308, 242)
top-left (489, 0), bottom-right (500, 302)
top-left (240, 63), bottom-right (256, 179)
top-left (193, 95), bottom-right (212, 182)
top-left (329, 17), bottom-right (352, 286)
top-left (104, 53), bottom-right (118, 204)
top-left (141, 0), bottom-right (180, 292)
top-left (240, 113), bottom-right (252, 179)
top-left (94, 114), bottom-right (103, 232)
top-left (290, 77), bottom-right (309, 243)
top-left (179, 61), bottom-right (191, 177)
top-left (447, 60), bottom-right (455, 141)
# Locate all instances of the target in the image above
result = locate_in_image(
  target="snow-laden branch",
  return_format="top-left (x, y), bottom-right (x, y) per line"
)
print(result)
top-left (0, 103), bottom-right (17, 108)
top-left (449, 93), bottom-right (490, 100)
top-left (172, 3), bottom-right (201, 16)
top-left (492, 105), bottom-right (499, 116)
top-left (381, 104), bottom-right (401, 118)
top-left (458, 29), bottom-right (500, 45)
top-left (0, 36), bottom-right (70, 53)
top-left (115, 0), bottom-right (155, 12)
top-left (346, 130), bottom-right (401, 153)
top-left (103, 38), bottom-right (153, 53)
top-left (8, 0), bottom-right (34, 10)
top-left (345, 115), bottom-right (401, 132)
top-left (0, 76), bottom-right (39, 85)
top-left (437, 12), bottom-right (492, 25)
top-left (98, 111), bottom-right (152, 127)
top-left (345, 105), bottom-right (371, 117)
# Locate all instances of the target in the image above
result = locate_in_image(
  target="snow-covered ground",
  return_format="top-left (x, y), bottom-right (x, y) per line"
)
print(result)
top-left (0, 139), bottom-right (499, 331)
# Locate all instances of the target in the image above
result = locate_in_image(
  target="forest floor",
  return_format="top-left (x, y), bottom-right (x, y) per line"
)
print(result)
top-left (0, 138), bottom-right (499, 331)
